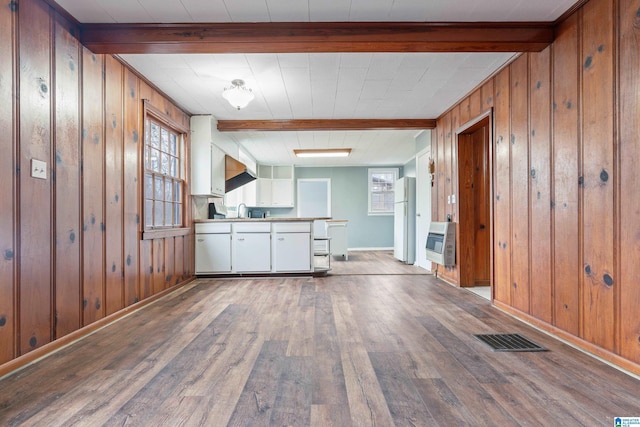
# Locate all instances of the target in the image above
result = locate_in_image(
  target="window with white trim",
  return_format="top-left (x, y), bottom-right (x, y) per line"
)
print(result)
top-left (143, 110), bottom-right (186, 229)
top-left (368, 168), bottom-right (398, 215)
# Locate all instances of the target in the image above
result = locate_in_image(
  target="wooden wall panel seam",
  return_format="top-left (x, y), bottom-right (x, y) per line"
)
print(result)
top-left (612, 0), bottom-right (621, 358)
top-left (0, 0), bottom-right (20, 362)
top-left (526, 53), bottom-right (533, 316)
top-left (549, 42), bottom-right (556, 328)
top-left (76, 29), bottom-right (84, 333)
top-left (120, 63), bottom-right (126, 311)
top-left (78, 42), bottom-right (85, 330)
top-left (576, 7), bottom-right (585, 341)
top-left (101, 54), bottom-right (107, 321)
top-left (508, 64), bottom-right (514, 308)
top-left (13, 0), bottom-right (21, 360)
top-left (48, 4), bottom-right (56, 343)
top-left (12, 0), bottom-right (19, 362)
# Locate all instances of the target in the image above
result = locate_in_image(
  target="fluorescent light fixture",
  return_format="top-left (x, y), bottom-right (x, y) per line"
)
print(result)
top-left (294, 148), bottom-right (352, 158)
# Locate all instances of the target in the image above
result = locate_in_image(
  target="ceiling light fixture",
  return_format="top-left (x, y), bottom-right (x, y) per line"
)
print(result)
top-left (222, 79), bottom-right (254, 110)
top-left (294, 148), bottom-right (352, 158)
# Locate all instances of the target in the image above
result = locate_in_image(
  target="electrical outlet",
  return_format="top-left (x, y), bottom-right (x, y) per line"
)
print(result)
top-left (31, 159), bottom-right (47, 180)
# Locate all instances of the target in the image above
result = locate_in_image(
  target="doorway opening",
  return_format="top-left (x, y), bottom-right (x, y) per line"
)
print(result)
top-left (456, 113), bottom-right (493, 294)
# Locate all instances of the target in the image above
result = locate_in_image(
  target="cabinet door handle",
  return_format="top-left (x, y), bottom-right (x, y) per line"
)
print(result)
top-left (197, 239), bottom-right (204, 242)
top-left (278, 237), bottom-right (285, 241)
top-left (237, 238), bottom-right (245, 241)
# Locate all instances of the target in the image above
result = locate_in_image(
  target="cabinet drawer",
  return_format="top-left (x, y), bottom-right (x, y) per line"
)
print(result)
top-left (273, 222), bottom-right (311, 233)
top-left (233, 222), bottom-right (271, 233)
top-left (195, 222), bottom-right (232, 234)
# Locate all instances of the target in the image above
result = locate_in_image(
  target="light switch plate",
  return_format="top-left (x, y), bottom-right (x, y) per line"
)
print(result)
top-left (447, 195), bottom-right (451, 204)
top-left (31, 159), bottom-right (47, 180)
top-left (451, 194), bottom-right (456, 204)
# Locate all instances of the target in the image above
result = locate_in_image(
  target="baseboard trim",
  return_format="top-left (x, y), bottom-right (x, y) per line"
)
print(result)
top-left (0, 277), bottom-right (197, 381)
top-left (493, 300), bottom-right (640, 379)
top-left (347, 247), bottom-right (393, 251)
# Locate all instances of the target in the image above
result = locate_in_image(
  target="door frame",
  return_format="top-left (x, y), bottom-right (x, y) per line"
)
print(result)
top-left (415, 146), bottom-right (432, 271)
top-left (455, 109), bottom-right (494, 297)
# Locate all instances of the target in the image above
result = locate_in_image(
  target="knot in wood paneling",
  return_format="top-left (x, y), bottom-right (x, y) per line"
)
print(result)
top-left (599, 169), bottom-right (609, 183)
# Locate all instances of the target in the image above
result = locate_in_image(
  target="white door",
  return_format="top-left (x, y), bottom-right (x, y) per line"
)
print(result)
top-left (416, 147), bottom-right (433, 271)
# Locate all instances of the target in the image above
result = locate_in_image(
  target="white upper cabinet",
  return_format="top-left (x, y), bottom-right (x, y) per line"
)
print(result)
top-left (256, 165), bottom-right (294, 208)
top-left (271, 179), bottom-right (293, 207)
top-left (190, 115), bottom-right (226, 196)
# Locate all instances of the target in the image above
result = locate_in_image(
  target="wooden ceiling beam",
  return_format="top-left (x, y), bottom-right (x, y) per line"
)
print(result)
top-left (80, 22), bottom-right (554, 54)
top-left (216, 119), bottom-right (437, 132)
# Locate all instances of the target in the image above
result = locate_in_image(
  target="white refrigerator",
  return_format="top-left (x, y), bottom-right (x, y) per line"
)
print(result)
top-left (394, 177), bottom-right (416, 264)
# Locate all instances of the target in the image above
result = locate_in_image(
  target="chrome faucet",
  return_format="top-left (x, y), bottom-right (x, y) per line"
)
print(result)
top-left (237, 203), bottom-right (247, 218)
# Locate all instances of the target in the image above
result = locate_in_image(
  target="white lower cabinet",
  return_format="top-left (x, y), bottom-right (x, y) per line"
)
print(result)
top-left (195, 221), bottom-right (314, 275)
top-left (232, 222), bottom-right (271, 272)
top-left (195, 234), bottom-right (231, 273)
top-left (273, 222), bottom-right (311, 272)
top-left (274, 232), bottom-right (311, 272)
top-left (195, 223), bottom-right (232, 273)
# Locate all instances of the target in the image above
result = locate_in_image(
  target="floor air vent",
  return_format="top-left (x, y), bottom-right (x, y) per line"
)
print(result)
top-left (473, 333), bottom-right (547, 352)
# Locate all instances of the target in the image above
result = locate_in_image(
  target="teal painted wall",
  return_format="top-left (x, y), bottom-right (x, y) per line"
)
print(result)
top-left (416, 130), bottom-right (431, 153)
top-left (404, 131), bottom-right (432, 178)
top-left (403, 158), bottom-right (416, 177)
top-left (292, 166), bottom-right (402, 249)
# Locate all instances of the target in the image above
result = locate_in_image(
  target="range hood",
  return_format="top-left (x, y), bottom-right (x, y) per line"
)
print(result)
top-left (225, 155), bottom-right (256, 193)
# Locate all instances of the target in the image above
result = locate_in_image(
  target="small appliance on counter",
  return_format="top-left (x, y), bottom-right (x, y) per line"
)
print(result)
top-left (208, 202), bottom-right (227, 219)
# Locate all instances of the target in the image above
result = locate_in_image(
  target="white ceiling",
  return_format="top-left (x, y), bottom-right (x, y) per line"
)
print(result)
top-left (56, 0), bottom-right (579, 167)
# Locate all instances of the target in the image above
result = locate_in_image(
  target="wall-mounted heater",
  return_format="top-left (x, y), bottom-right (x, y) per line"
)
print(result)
top-left (425, 222), bottom-right (456, 266)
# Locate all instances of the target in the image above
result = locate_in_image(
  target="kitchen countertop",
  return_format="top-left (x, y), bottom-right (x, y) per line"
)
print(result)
top-left (194, 217), bottom-right (331, 223)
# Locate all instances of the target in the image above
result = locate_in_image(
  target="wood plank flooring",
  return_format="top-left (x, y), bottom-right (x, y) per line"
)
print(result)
top-left (329, 250), bottom-right (430, 276)
top-left (1, 251), bottom-right (639, 426)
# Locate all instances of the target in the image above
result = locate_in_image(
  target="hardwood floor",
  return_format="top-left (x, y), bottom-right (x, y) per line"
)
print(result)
top-left (1, 252), bottom-right (638, 426)
top-left (329, 250), bottom-right (430, 275)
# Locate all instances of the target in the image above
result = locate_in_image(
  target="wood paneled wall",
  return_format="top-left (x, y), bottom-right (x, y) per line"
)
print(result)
top-left (0, 0), bottom-right (194, 366)
top-left (431, 0), bottom-right (640, 370)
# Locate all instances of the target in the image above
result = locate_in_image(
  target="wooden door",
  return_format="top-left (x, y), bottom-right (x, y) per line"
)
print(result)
top-left (472, 125), bottom-right (490, 285)
top-left (457, 116), bottom-right (491, 287)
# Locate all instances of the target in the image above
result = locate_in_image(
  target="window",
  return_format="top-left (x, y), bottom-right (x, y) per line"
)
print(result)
top-left (368, 168), bottom-right (398, 215)
top-left (143, 105), bottom-right (186, 230)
